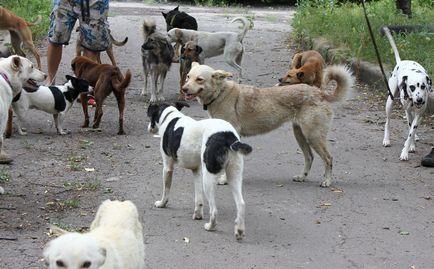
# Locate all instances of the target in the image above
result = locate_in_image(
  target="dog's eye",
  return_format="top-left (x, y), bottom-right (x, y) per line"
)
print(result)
top-left (82, 261), bottom-right (92, 268)
top-left (196, 77), bottom-right (204, 82)
top-left (56, 260), bottom-right (65, 267)
top-left (421, 84), bottom-right (426, 90)
top-left (410, 85), bottom-right (416, 92)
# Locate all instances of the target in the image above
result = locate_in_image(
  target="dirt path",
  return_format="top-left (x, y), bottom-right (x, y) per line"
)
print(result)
top-left (1, 2), bottom-right (434, 269)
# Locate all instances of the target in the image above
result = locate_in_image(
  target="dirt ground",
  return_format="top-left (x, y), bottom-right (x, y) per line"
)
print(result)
top-left (1, 2), bottom-right (434, 269)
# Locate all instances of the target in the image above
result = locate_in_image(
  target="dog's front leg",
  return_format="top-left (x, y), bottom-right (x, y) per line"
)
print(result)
top-left (149, 71), bottom-right (158, 103)
top-left (405, 110), bottom-right (417, 152)
top-left (53, 114), bottom-right (66, 135)
top-left (155, 161), bottom-right (174, 208)
top-left (400, 113), bottom-right (421, 161)
top-left (192, 168), bottom-right (203, 220)
top-left (383, 96), bottom-right (394, 147)
top-left (80, 93), bottom-right (90, 128)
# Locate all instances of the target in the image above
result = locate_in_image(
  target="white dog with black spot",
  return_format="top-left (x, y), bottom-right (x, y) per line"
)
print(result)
top-left (381, 26), bottom-right (433, 161)
top-left (147, 102), bottom-right (252, 240)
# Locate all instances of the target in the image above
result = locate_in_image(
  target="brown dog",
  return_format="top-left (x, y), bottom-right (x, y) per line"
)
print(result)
top-left (278, 50), bottom-right (325, 88)
top-left (75, 28), bottom-right (128, 66)
top-left (71, 56), bottom-right (131, 135)
top-left (179, 41), bottom-right (202, 99)
top-left (0, 7), bottom-right (42, 70)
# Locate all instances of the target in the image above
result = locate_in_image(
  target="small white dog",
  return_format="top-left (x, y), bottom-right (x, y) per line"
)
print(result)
top-left (147, 102), bottom-right (252, 240)
top-left (381, 27), bottom-right (433, 161)
top-left (43, 199), bottom-right (145, 269)
top-left (12, 75), bottom-right (91, 135)
top-left (0, 55), bottom-right (46, 164)
top-left (167, 17), bottom-right (250, 79)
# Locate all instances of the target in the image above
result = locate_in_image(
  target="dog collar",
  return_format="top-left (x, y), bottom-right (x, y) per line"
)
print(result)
top-left (203, 97), bottom-right (217, 111)
top-left (0, 72), bottom-right (12, 88)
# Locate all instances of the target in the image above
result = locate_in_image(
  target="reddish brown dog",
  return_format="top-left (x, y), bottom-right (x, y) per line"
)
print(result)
top-left (278, 50), bottom-right (325, 88)
top-left (71, 56), bottom-right (131, 135)
top-left (179, 41), bottom-right (202, 99)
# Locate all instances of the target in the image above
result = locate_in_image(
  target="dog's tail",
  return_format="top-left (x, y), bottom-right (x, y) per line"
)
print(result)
top-left (142, 18), bottom-right (157, 37)
top-left (112, 69), bottom-right (132, 91)
top-left (380, 26), bottom-right (401, 64)
top-left (110, 34), bottom-right (128, 47)
top-left (231, 17), bottom-right (250, 41)
top-left (230, 141), bottom-right (253, 155)
top-left (27, 15), bottom-right (42, 26)
top-left (321, 65), bottom-right (355, 103)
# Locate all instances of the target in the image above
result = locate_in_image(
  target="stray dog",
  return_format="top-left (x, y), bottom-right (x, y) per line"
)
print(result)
top-left (0, 55), bottom-right (46, 164)
top-left (0, 7), bottom-right (42, 69)
top-left (76, 28), bottom-right (128, 66)
top-left (71, 56), bottom-right (131, 135)
top-left (179, 41), bottom-right (202, 98)
top-left (141, 18), bottom-right (174, 103)
top-left (147, 102), bottom-right (252, 239)
top-left (278, 50), bottom-right (326, 88)
top-left (0, 30), bottom-right (12, 58)
top-left (43, 199), bottom-right (145, 269)
top-left (12, 75), bottom-right (91, 135)
top-left (167, 17), bottom-right (250, 79)
top-left (381, 26), bottom-right (432, 161)
top-left (162, 6), bottom-right (198, 32)
top-left (182, 63), bottom-right (354, 187)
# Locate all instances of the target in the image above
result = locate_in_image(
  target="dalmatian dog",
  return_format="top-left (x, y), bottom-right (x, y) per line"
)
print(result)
top-left (381, 26), bottom-right (432, 161)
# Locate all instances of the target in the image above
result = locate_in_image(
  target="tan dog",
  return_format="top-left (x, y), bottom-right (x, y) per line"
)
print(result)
top-left (43, 200), bottom-right (145, 269)
top-left (0, 7), bottom-right (42, 70)
top-left (278, 50), bottom-right (325, 88)
top-left (182, 63), bottom-right (354, 187)
top-left (71, 56), bottom-right (131, 135)
top-left (179, 41), bottom-right (202, 98)
top-left (75, 28), bottom-right (128, 66)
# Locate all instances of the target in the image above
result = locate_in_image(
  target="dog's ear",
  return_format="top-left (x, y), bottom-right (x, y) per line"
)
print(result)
top-left (191, 62), bottom-right (200, 68)
top-left (212, 70), bottom-right (233, 80)
top-left (427, 76), bottom-right (433, 92)
top-left (196, 45), bottom-right (202, 54)
top-left (296, 72), bottom-right (304, 80)
top-left (97, 247), bottom-right (107, 266)
top-left (11, 56), bottom-right (21, 72)
top-left (175, 6), bottom-right (179, 11)
top-left (174, 101), bottom-right (190, 111)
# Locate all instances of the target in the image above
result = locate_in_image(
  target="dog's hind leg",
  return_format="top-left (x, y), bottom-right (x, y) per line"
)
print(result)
top-left (53, 114), bottom-right (66, 135)
top-left (157, 71), bottom-right (167, 102)
top-left (309, 138), bottom-right (333, 188)
top-left (226, 158), bottom-right (245, 240)
top-left (292, 123), bottom-right (314, 183)
top-left (149, 69), bottom-right (159, 103)
top-left (192, 168), bottom-right (204, 220)
top-left (113, 90), bottom-right (126, 135)
top-left (224, 49), bottom-right (243, 81)
top-left (155, 160), bottom-right (174, 208)
top-left (202, 171), bottom-right (218, 232)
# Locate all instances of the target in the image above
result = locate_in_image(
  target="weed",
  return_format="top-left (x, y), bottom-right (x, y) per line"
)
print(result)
top-left (21, 140), bottom-right (33, 150)
top-left (79, 139), bottom-right (94, 149)
top-left (0, 169), bottom-right (11, 183)
top-left (62, 199), bottom-right (80, 208)
top-left (67, 154), bottom-right (87, 171)
top-left (63, 180), bottom-right (102, 191)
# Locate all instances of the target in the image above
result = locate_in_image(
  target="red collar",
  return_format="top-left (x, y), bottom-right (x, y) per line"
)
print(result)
top-left (0, 72), bottom-right (12, 88)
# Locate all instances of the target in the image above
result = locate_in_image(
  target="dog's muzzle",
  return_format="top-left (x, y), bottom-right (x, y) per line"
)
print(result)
top-left (147, 123), bottom-right (158, 134)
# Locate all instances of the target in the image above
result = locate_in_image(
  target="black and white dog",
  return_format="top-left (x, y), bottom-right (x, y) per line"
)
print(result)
top-left (12, 75), bottom-right (91, 135)
top-left (162, 6), bottom-right (198, 32)
top-left (147, 102), bottom-right (252, 240)
top-left (381, 26), bottom-right (432, 161)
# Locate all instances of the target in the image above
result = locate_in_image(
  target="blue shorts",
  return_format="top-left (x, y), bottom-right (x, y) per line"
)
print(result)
top-left (48, 0), bottom-right (110, 52)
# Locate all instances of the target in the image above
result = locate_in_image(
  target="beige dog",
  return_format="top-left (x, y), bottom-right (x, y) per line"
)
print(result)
top-left (0, 7), bottom-right (42, 70)
top-left (43, 200), bottom-right (145, 269)
top-left (278, 50), bottom-right (326, 88)
top-left (182, 63), bottom-right (354, 187)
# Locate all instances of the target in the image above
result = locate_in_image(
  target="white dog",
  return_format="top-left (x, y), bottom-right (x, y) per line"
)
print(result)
top-left (0, 55), bottom-right (46, 164)
top-left (167, 17), bottom-right (250, 79)
top-left (12, 75), bottom-right (91, 135)
top-left (43, 199), bottom-right (145, 269)
top-left (147, 102), bottom-right (252, 239)
top-left (381, 27), bottom-right (433, 161)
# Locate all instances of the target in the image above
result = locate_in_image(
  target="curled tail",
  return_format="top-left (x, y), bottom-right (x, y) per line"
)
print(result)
top-left (321, 65), bottom-right (354, 103)
top-left (142, 18), bottom-right (156, 37)
top-left (111, 34), bottom-right (128, 47)
top-left (112, 69), bottom-right (132, 91)
top-left (27, 15), bottom-right (42, 26)
top-left (231, 17), bottom-right (250, 41)
top-left (381, 26), bottom-right (401, 64)
top-left (230, 141), bottom-right (253, 155)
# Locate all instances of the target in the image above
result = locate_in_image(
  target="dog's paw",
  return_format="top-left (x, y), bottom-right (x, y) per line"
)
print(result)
top-left (415, 134), bottom-right (420, 141)
top-left (400, 150), bottom-right (409, 161)
top-left (234, 223), bottom-right (245, 240)
top-left (409, 144), bottom-right (416, 153)
top-left (140, 88), bottom-right (147, 96)
top-left (149, 96), bottom-right (158, 103)
top-left (204, 222), bottom-right (216, 231)
top-left (293, 175), bottom-right (306, 182)
top-left (157, 95), bottom-right (166, 102)
top-left (320, 179), bottom-right (331, 188)
top-left (155, 200), bottom-right (168, 208)
top-left (18, 129), bottom-right (28, 136)
top-left (58, 129), bottom-right (67, 135)
top-left (117, 130), bottom-right (126, 135)
top-left (217, 174), bottom-right (227, 185)
top-left (192, 211), bottom-right (203, 220)
top-left (382, 139), bottom-right (391, 147)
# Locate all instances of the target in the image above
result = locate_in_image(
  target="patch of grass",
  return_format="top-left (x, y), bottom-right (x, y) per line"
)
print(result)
top-left (263, 14), bottom-right (278, 23)
top-left (63, 180), bottom-right (102, 191)
top-left (292, 0), bottom-right (434, 75)
top-left (79, 139), bottom-right (94, 149)
top-left (62, 199), bottom-right (80, 208)
top-left (21, 140), bottom-right (33, 150)
top-left (67, 154), bottom-right (87, 171)
top-left (0, 169), bottom-right (11, 183)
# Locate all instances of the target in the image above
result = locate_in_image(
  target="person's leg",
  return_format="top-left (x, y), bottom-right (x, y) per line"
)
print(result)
top-left (45, 42), bottom-right (63, 85)
top-left (82, 48), bottom-right (98, 62)
top-left (421, 147), bottom-right (434, 167)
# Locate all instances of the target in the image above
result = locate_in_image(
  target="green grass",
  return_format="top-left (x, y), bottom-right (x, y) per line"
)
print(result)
top-left (2, 0), bottom-right (52, 40)
top-left (63, 180), bottom-right (102, 191)
top-left (292, 0), bottom-right (434, 75)
top-left (0, 169), bottom-right (10, 184)
top-left (62, 198), bottom-right (80, 208)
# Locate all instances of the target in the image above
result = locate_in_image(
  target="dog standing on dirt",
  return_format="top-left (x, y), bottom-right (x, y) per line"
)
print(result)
top-left (168, 17), bottom-right (250, 79)
top-left (71, 56), bottom-right (131, 135)
top-left (0, 7), bottom-right (42, 70)
top-left (141, 18), bottom-right (174, 103)
top-left (76, 28), bottom-right (128, 66)
top-left (179, 40), bottom-right (202, 97)
top-left (11, 75), bottom-right (91, 136)
top-left (43, 199), bottom-right (145, 269)
top-left (182, 63), bottom-right (354, 187)
top-left (381, 26), bottom-right (432, 161)
top-left (0, 55), bottom-right (46, 164)
top-left (162, 6), bottom-right (198, 32)
top-left (278, 50), bottom-right (326, 88)
top-left (147, 102), bottom-right (252, 239)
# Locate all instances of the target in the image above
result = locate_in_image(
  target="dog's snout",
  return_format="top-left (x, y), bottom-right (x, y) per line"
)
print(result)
top-left (278, 78), bottom-right (282, 83)
top-left (181, 87), bottom-right (188, 93)
top-left (416, 97), bottom-right (424, 104)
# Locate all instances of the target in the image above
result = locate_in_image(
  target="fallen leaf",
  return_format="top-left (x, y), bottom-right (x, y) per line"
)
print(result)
top-left (331, 188), bottom-right (343, 193)
top-left (183, 237), bottom-right (190, 243)
top-left (276, 184), bottom-right (284, 187)
top-left (84, 168), bottom-right (95, 172)
top-left (320, 202), bottom-right (332, 207)
top-left (399, 230), bottom-right (410, 235)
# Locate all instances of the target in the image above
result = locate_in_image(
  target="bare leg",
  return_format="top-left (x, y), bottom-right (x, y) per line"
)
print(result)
top-left (45, 42), bottom-right (63, 86)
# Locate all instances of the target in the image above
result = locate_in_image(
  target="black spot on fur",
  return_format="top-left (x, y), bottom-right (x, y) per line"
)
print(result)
top-left (410, 85), bottom-right (416, 92)
top-left (162, 117), bottom-right (183, 159)
top-left (63, 75), bottom-right (90, 103)
top-left (147, 103), bottom-right (170, 129)
top-left (416, 70), bottom-right (422, 73)
top-left (49, 86), bottom-right (66, 112)
top-left (203, 132), bottom-right (239, 174)
top-left (414, 125), bottom-right (418, 129)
